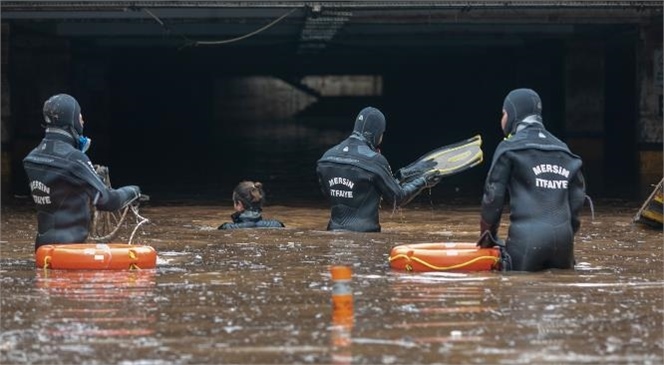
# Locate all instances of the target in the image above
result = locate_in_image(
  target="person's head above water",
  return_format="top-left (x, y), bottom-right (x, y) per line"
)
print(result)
top-left (232, 181), bottom-right (265, 212)
top-left (43, 94), bottom-right (84, 134)
top-left (501, 88), bottom-right (542, 136)
top-left (352, 106), bottom-right (385, 148)
top-left (42, 93), bottom-right (91, 152)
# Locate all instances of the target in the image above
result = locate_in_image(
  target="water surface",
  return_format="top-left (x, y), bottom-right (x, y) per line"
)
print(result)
top-left (1, 201), bottom-right (662, 364)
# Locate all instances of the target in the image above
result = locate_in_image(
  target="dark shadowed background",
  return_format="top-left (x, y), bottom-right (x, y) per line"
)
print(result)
top-left (2, 2), bottom-right (662, 205)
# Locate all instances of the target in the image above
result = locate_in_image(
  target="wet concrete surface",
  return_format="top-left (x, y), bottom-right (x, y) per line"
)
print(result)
top-left (1, 200), bottom-right (662, 364)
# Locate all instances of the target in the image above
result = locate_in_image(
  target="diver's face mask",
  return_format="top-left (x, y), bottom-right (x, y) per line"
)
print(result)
top-left (76, 114), bottom-right (92, 153)
top-left (78, 135), bottom-right (92, 153)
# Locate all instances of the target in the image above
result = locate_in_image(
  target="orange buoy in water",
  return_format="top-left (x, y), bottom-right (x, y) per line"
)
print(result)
top-left (36, 243), bottom-right (157, 270)
top-left (389, 242), bottom-right (500, 272)
top-left (330, 265), bottom-right (354, 326)
top-left (330, 265), bottom-right (353, 365)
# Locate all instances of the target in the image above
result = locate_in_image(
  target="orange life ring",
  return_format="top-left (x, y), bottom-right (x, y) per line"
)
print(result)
top-left (36, 243), bottom-right (157, 270)
top-left (389, 242), bottom-right (501, 272)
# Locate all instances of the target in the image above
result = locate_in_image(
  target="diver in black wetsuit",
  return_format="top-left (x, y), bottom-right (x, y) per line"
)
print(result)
top-left (316, 107), bottom-right (442, 232)
top-left (218, 181), bottom-right (284, 229)
top-left (23, 94), bottom-right (141, 250)
top-left (479, 88), bottom-right (586, 271)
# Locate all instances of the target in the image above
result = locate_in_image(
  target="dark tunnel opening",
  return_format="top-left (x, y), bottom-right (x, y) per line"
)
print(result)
top-left (80, 41), bottom-right (572, 204)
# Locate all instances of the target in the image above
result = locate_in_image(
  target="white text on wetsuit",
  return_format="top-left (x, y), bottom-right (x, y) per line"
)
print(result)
top-left (532, 164), bottom-right (569, 189)
top-left (30, 180), bottom-right (52, 204)
top-left (328, 177), bottom-right (354, 198)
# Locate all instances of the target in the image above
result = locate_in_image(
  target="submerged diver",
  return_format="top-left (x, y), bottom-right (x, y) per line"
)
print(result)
top-left (23, 93), bottom-right (141, 250)
top-left (316, 106), bottom-right (442, 232)
top-left (479, 88), bottom-right (586, 271)
top-left (218, 181), bottom-right (285, 229)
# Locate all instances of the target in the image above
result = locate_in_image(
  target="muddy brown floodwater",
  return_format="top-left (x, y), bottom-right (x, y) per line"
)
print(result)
top-left (1, 201), bottom-right (663, 364)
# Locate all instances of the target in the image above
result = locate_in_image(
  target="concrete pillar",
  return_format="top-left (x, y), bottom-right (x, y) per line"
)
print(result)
top-left (1, 23), bottom-right (11, 199)
top-left (637, 23), bottom-right (663, 198)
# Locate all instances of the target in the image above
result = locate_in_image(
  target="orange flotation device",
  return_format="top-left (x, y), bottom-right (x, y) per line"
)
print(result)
top-left (389, 242), bottom-right (501, 272)
top-left (36, 243), bottom-right (157, 270)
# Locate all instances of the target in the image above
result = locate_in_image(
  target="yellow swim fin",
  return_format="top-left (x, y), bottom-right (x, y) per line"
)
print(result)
top-left (396, 135), bottom-right (484, 184)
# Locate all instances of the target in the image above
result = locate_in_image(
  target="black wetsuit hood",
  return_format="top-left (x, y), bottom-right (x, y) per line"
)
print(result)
top-left (42, 93), bottom-right (89, 151)
top-left (43, 94), bottom-right (83, 135)
top-left (352, 107), bottom-right (385, 148)
top-left (502, 88), bottom-right (543, 136)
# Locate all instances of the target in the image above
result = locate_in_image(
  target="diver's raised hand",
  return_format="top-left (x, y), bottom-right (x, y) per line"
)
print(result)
top-left (118, 185), bottom-right (141, 202)
top-left (396, 159), bottom-right (437, 184)
top-left (423, 170), bottom-right (443, 188)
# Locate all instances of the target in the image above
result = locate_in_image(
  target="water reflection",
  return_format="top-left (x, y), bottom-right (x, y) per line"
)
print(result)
top-left (35, 269), bottom-right (157, 337)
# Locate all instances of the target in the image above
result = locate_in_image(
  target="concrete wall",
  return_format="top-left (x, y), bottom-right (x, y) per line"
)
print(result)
top-left (637, 22), bottom-right (663, 198)
top-left (212, 77), bottom-right (316, 123)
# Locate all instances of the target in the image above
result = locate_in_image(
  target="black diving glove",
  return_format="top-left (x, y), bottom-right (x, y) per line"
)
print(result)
top-left (398, 176), bottom-right (429, 206)
top-left (423, 170), bottom-right (443, 188)
top-left (118, 185), bottom-right (141, 203)
top-left (477, 230), bottom-right (505, 248)
top-left (396, 159), bottom-right (437, 184)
